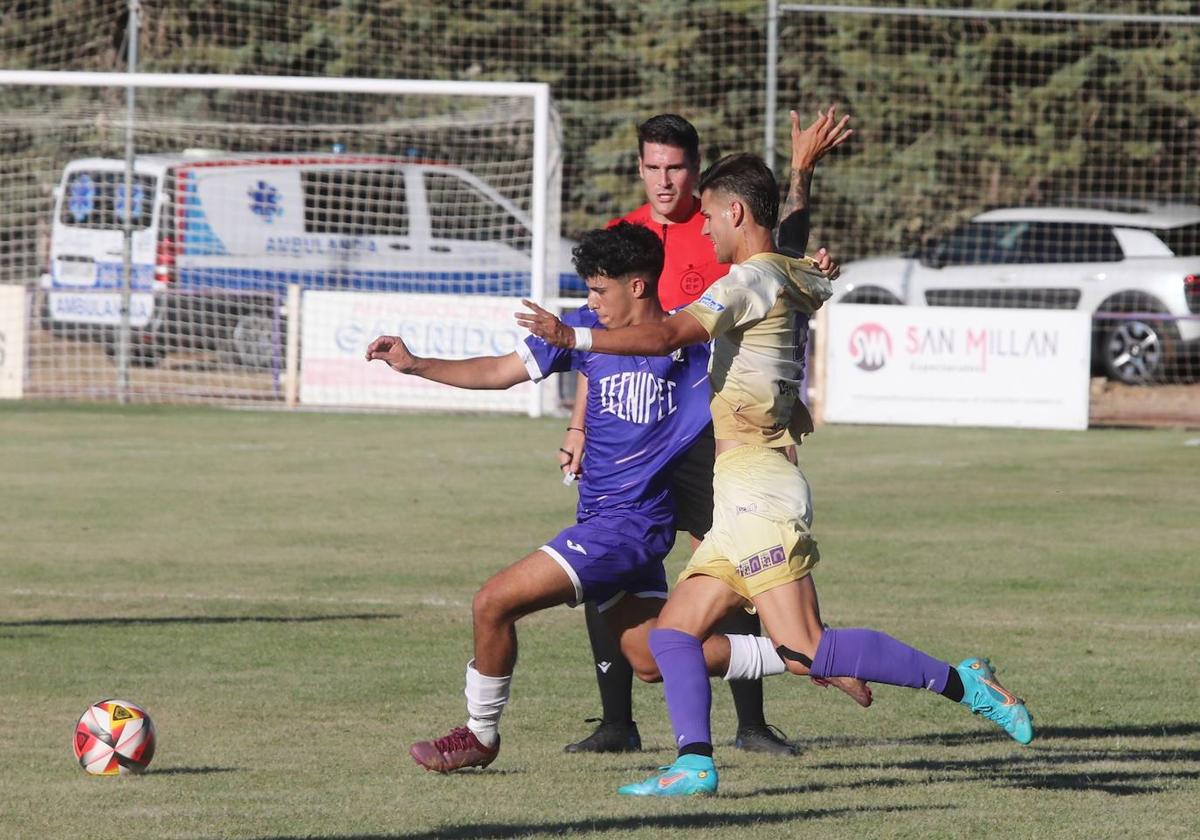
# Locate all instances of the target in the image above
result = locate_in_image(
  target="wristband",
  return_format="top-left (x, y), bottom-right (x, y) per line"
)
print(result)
top-left (566, 426), bottom-right (585, 433)
top-left (572, 326), bottom-right (593, 352)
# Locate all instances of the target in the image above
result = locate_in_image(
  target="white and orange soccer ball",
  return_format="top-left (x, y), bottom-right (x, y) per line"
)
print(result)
top-left (73, 699), bottom-right (157, 775)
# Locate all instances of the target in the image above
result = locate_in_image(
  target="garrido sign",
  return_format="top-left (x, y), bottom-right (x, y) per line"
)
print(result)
top-left (298, 290), bottom-right (540, 413)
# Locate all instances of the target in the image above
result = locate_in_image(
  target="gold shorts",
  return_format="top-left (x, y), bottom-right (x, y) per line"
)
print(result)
top-left (678, 444), bottom-right (820, 600)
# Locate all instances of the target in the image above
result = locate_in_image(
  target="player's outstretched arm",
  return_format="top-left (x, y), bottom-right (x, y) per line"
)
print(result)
top-left (516, 301), bottom-right (708, 356)
top-left (365, 334), bottom-right (530, 390)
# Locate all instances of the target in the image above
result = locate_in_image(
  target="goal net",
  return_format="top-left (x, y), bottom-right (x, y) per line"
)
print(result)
top-left (0, 71), bottom-right (562, 413)
top-left (2, 2), bottom-right (1198, 418)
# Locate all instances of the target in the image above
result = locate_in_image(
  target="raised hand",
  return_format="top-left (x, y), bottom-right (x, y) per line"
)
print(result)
top-left (516, 299), bottom-right (574, 348)
top-left (790, 105), bottom-right (853, 172)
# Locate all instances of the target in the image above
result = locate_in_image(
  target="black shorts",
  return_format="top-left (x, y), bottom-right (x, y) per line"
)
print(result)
top-left (670, 423), bottom-right (715, 540)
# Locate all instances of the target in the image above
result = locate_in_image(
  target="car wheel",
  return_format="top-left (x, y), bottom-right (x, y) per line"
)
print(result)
top-left (103, 338), bottom-right (164, 368)
top-left (1098, 317), bottom-right (1177, 385)
top-left (225, 312), bottom-right (277, 369)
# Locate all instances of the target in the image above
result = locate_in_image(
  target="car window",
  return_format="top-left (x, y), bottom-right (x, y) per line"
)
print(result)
top-left (61, 171), bottom-right (156, 231)
top-left (931, 220), bottom-right (1123, 266)
top-left (302, 169), bottom-right (408, 236)
top-left (928, 222), bottom-right (1019, 266)
top-left (424, 172), bottom-right (531, 251)
top-left (1156, 223), bottom-right (1200, 256)
top-left (1027, 223), bottom-right (1124, 263)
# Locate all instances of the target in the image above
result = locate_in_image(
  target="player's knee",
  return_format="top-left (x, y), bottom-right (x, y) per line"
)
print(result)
top-left (630, 658), bottom-right (661, 683)
top-left (614, 635), bottom-right (661, 683)
top-left (471, 583), bottom-right (512, 626)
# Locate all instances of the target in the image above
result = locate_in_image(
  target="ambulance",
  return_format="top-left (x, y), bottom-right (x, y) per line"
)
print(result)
top-left (45, 151), bottom-right (579, 366)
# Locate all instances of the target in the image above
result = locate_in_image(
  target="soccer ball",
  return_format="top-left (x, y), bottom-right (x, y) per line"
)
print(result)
top-left (73, 699), bottom-right (157, 775)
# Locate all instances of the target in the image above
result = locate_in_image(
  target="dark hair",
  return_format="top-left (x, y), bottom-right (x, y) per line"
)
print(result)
top-left (571, 222), bottom-right (663, 292)
top-left (697, 153), bottom-right (780, 231)
top-left (636, 114), bottom-right (700, 171)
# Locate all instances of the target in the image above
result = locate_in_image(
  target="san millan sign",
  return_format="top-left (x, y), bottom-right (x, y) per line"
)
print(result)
top-left (824, 304), bottom-right (1092, 430)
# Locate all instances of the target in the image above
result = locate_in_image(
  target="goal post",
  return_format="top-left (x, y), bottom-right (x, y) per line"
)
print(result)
top-left (0, 69), bottom-right (563, 415)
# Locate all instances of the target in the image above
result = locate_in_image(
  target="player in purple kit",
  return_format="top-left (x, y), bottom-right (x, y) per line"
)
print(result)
top-left (366, 222), bottom-right (798, 773)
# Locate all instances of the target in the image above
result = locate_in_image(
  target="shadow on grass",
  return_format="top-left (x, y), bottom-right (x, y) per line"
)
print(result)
top-left (863, 756), bottom-right (1196, 797)
top-left (749, 767), bottom-right (1199, 798)
top-left (604, 723), bottom-right (1200, 800)
top-left (151, 766), bottom-right (240, 776)
top-left (720, 775), bottom-right (913, 800)
top-left (808, 721), bottom-right (1200, 750)
top-left (806, 721), bottom-right (1200, 796)
top-left (241, 803), bottom-right (952, 840)
top-left (0, 613), bottom-right (405, 628)
top-left (1015, 722), bottom-right (1200, 740)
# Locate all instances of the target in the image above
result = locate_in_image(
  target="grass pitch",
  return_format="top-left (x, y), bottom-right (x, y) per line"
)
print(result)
top-left (1, 402), bottom-right (1197, 839)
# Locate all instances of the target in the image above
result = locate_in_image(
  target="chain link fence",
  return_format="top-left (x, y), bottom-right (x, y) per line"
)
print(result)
top-left (1, 1), bottom-right (1196, 424)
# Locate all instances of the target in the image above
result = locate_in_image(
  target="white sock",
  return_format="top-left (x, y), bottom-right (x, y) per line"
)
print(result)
top-left (724, 635), bottom-right (788, 681)
top-left (464, 659), bottom-right (510, 748)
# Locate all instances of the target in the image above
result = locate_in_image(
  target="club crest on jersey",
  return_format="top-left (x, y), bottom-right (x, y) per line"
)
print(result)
top-left (680, 269), bottom-right (706, 296)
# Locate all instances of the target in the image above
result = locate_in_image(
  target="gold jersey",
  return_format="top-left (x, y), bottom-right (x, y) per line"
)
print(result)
top-left (681, 252), bottom-right (832, 447)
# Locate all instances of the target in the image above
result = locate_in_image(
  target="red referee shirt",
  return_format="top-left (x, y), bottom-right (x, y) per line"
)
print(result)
top-left (609, 199), bottom-right (731, 312)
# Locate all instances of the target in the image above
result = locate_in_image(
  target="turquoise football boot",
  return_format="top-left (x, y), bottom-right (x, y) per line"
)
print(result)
top-left (617, 753), bottom-right (719, 796)
top-left (957, 657), bottom-right (1034, 745)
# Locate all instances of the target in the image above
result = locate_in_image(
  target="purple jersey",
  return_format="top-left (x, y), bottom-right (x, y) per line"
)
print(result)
top-left (518, 306), bottom-right (712, 517)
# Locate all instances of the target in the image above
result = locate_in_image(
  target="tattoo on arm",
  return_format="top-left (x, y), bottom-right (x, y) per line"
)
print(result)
top-left (784, 166), bottom-right (813, 219)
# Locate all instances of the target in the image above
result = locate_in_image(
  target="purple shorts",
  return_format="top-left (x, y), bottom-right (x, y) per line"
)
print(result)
top-left (540, 507), bottom-right (675, 612)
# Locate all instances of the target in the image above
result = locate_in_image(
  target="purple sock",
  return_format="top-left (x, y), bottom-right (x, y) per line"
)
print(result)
top-left (810, 628), bottom-right (952, 693)
top-left (649, 628), bottom-right (712, 751)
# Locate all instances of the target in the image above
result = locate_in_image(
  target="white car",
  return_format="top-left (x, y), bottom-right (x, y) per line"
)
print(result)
top-left (831, 202), bottom-right (1200, 384)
